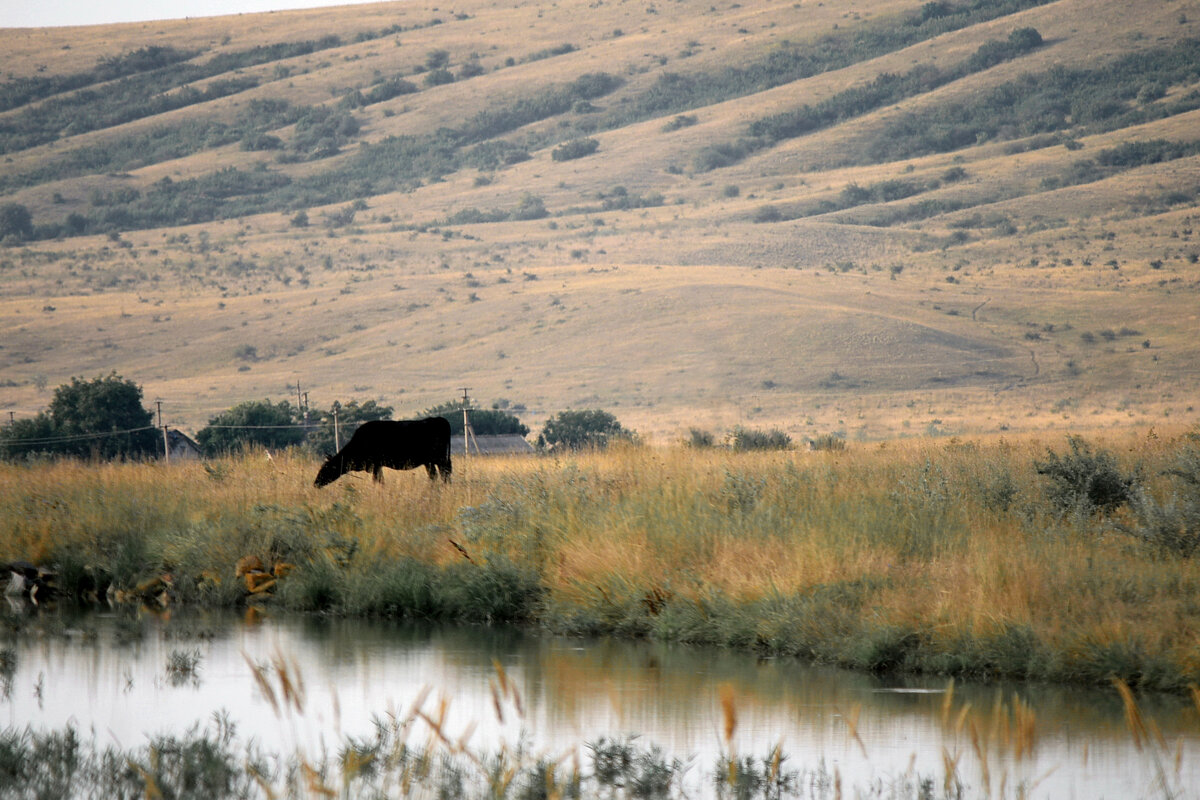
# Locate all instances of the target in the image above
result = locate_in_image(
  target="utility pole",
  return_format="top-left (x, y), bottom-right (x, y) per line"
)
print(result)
top-left (157, 400), bottom-right (169, 463)
top-left (458, 387), bottom-right (477, 456)
top-left (333, 405), bottom-right (340, 451)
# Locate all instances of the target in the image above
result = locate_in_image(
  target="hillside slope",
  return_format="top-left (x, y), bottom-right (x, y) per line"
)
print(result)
top-left (1, 0), bottom-right (1198, 441)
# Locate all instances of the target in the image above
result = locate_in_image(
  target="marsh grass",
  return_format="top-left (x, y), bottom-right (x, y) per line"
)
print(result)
top-left (3, 429), bottom-right (1200, 690)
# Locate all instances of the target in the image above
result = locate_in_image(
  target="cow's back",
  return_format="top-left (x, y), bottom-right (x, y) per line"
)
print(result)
top-left (351, 418), bottom-right (449, 461)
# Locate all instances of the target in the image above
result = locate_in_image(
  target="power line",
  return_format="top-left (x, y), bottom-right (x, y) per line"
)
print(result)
top-left (0, 426), bottom-right (158, 446)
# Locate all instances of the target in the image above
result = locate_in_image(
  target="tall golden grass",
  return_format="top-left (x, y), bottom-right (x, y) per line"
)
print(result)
top-left (2, 427), bottom-right (1198, 689)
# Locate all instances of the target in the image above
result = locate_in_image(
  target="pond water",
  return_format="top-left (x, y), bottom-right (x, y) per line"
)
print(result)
top-left (1, 605), bottom-right (1197, 798)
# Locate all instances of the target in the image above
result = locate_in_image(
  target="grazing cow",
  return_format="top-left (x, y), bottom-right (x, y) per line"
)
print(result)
top-left (314, 417), bottom-right (452, 487)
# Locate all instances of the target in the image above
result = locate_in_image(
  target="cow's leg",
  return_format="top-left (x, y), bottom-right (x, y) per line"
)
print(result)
top-left (425, 463), bottom-right (438, 480)
top-left (372, 465), bottom-right (384, 483)
top-left (439, 458), bottom-right (452, 483)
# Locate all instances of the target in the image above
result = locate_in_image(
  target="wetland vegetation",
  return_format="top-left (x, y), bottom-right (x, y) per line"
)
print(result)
top-left (3, 427), bottom-right (1199, 692)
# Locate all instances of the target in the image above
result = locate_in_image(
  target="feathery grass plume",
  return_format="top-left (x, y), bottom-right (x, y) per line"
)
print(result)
top-left (243, 652), bottom-right (279, 715)
top-left (1113, 677), bottom-right (1148, 750)
top-left (839, 703), bottom-right (867, 758)
top-left (719, 682), bottom-right (737, 745)
top-left (940, 679), bottom-right (956, 726)
top-left (968, 719), bottom-right (990, 796)
top-left (1010, 693), bottom-right (1037, 761)
top-left (941, 747), bottom-right (962, 797)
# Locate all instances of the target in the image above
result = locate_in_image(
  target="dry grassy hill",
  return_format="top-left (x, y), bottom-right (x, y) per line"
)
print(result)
top-left (1, 0), bottom-right (1198, 443)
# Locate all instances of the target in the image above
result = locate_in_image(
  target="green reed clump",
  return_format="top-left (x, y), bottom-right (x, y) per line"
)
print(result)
top-left (714, 746), bottom-right (799, 799)
top-left (165, 648), bottom-right (202, 687)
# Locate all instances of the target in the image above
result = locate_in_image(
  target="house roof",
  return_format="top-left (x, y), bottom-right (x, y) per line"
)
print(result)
top-left (166, 429), bottom-right (200, 450)
top-left (450, 434), bottom-right (536, 455)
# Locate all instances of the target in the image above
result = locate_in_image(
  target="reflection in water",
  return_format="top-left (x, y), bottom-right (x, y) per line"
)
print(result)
top-left (1, 608), bottom-right (1196, 798)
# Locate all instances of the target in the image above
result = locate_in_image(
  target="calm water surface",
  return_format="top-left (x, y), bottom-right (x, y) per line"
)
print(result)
top-left (2, 606), bottom-right (1197, 798)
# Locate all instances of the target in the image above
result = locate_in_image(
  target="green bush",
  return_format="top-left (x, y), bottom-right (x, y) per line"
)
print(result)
top-left (195, 400), bottom-right (304, 455)
top-left (422, 399), bottom-right (529, 437)
top-left (0, 372), bottom-right (159, 461)
top-left (538, 409), bottom-right (629, 451)
top-left (729, 427), bottom-right (791, 451)
top-left (1123, 433), bottom-right (1200, 557)
top-left (551, 138), bottom-right (599, 161)
top-left (1034, 435), bottom-right (1138, 515)
top-left (0, 203), bottom-right (33, 241)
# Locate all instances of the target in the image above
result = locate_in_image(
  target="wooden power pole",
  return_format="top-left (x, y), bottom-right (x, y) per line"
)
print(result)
top-left (458, 387), bottom-right (478, 455)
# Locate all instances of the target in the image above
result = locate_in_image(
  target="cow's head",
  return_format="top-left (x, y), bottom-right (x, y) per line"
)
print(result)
top-left (313, 454), bottom-right (342, 488)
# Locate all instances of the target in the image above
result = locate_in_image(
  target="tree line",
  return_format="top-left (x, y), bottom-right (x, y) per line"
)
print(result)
top-left (0, 373), bottom-right (629, 460)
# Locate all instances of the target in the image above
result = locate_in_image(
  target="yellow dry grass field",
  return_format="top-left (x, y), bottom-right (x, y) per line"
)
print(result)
top-left (1, 0), bottom-right (1198, 441)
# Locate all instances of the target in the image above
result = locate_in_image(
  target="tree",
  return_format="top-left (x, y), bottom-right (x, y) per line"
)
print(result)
top-left (0, 373), bottom-right (158, 460)
top-left (196, 399), bottom-right (304, 455)
top-left (422, 399), bottom-right (529, 437)
top-left (0, 413), bottom-right (57, 460)
top-left (307, 398), bottom-right (393, 455)
top-left (0, 203), bottom-right (34, 242)
top-left (537, 409), bottom-right (628, 451)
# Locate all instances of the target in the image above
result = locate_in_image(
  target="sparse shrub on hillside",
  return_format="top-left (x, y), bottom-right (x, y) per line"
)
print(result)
top-left (694, 140), bottom-right (756, 171)
top-left (524, 43), bottom-right (577, 62)
top-left (964, 27), bottom-right (1043, 72)
top-left (699, 24), bottom-right (1049, 171)
top-left (324, 206), bottom-right (357, 228)
top-left (423, 69), bottom-right (455, 87)
top-left (458, 60), bottom-right (486, 80)
top-left (808, 433), bottom-right (846, 452)
top-left (867, 39), bottom-right (1200, 164)
top-left (0, 203), bottom-right (33, 242)
top-left (0, 45), bottom-right (196, 113)
top-left (551, 138), bottom-right (599, 161)
top-left (511, 194), bottom-right (548, 221)
top-left (444, 207), bottom-right (508, 225)
top-left (1, 98), bottom-right (305, 197)
top-left (364, 77), bottom-right (419, 104)
top-left (661, 114), bottom-right (698, 132)
top-left (729, 426), bottom-right (791, 451)
top-left (241, 133), bottom-right (284, 152)
top-left (686, 428), bottom-right (716, 448)
top-left (753, 204), bottom-right (784, 223)
top-left (1035, 435), bottom-right (1138, 516)
top-left (604, 0), bottom-right (1053, 133)
top-left (1095, 139), bottom-right (1200, 168)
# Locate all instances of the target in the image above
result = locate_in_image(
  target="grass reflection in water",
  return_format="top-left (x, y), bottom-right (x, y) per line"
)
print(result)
top-left (0, 645), bottom-right (1193, 799)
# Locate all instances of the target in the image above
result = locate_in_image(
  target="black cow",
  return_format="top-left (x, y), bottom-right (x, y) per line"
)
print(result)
top-left (314, 417), bottom-right (452, 487)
